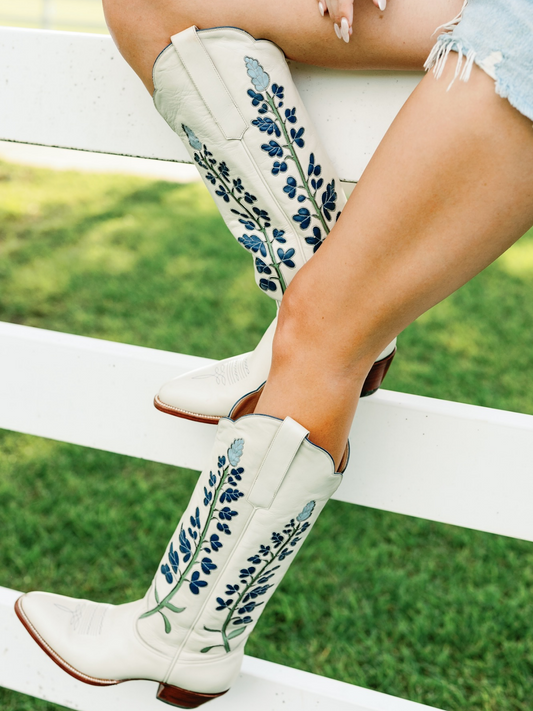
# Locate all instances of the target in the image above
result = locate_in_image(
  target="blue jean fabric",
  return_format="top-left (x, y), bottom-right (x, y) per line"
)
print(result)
top-left (425, 0), bottom-right (533, 122)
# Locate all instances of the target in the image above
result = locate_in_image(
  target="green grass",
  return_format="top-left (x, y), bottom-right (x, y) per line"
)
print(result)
top-left (1, 159), bottom-right (533, 711)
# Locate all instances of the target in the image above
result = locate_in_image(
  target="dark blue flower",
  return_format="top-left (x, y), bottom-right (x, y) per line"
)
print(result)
top-left (226, 584), bottom-right (240, 596)
top-left (215, 185), bottom-right (230, 203)
top-left (321, 180), bottom-right (337, 221)
top-left (283, 176), bottom-right (297, 199)
top-left (244, 56), bottom-right (270, 92)
top-left (285, 107), bottom-right (297, 124)
top-left (253, 207), bottom-right (270, 222)
top-left (239, 218), bottom-right (257, 231)
top-left (273, 229), bottom-right (286, 243)
top-left (217, 522), bottom-right (231, 535)
top-left (305, 226), bottom-right (323, 253)
top-left (205, 172), bottom-right (216, 185)
top-left (210, 533), bottom-right (223, 552)
top-left (247, 88), bottom-right (265, 107)
top-left (271, 531), bottom-right (284, 548)
top-left (259, 278), bottom-right (277, 293)
top-left (259, 544), bottom-right (271, 557)
top-left (251, 584), bottom-right (271, 598)
top-left (244, 191), bottom-right (257, 204)
top-left (218, 161), bottom-right (230, 179)
top-left (238, 234), bottom-right (267, 257)
top-left (239, 601), bottom-right (260, 614)
top-left (272, 83), bottom-right (284, 99)
top-left (179, 528), bottom-right (192, 562)
top-left (239, 566), bottom-right (256, 579)
top-left (230, 467), bottom-right (244, 480)
top-left (290, 127), bottom-right (305, 148)
top-left (220, 487), bottom-right (244, 503)
top-left (201, 557), bottom-right (217, 575)
top-left (261, 140), bottom-right (283, 158)
top-left (277, 247), bottom-right (295, 268)
top-left (219, 506), bottom-right (238, 521)
top-left (311, 177), bottom-right (324, 191)
top-left (290, 536), bottom-right (301, 547)
top-left (161, 563), bottom-right (173, 584)
top-left (279, 548), bottom-right (293, 562)
top-left (188, 527), bottom-right (198, 541)
top-left (272, 161), bottom-right (287, 175)
top-left (190, 506), bottom-right (201, 529)
top-left (203, 487), bottom-right (213, 507)
top-left (209, 472), bottom-right (217, 487)
top-left (258, 103), bottom-right (268, 114)
top-left (301, 522), bottom-right (311, 533)
top-left (189, 570), bottom-right (208, 595)
top-left (216, 597), bottom-right (233, 610)
top-left (252, 116), bottom-right (281, 137)
top-left (293, 207), bottom-right (311, 230)
top-left (297, 194), bottom-right (306, 203)
top-left (169, 542), bottom-right (179, 574)
top-left (218, 456), bottom-right (226, 468)
top-left (248, 554), bottom-right (261, 564)
top-left (233, 616), bottom-right (253, 625)
top-left (255, 258), bottom-right (272, 275)
top-left (233, 178), bottom-right (244, 193)
top-left (257, 573), bottom-right (276, 585)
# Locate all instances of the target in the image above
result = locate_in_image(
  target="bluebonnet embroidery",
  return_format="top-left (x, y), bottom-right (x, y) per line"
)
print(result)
top-left (200, 501), bottom-right (316, 654)
top-left (139, 438), bottom-right (245, 634)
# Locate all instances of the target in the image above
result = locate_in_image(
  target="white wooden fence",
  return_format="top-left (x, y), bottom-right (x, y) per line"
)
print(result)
top-left (1, 26), bottom-right (532, 711)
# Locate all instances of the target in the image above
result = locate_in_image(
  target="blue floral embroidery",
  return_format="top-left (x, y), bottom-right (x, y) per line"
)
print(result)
top-left (182, 124), bottom-right (202, 150)
top-left (139, 438), bottom-right (246, 633)
top-left (244, 56), bottom-right (270, 92)
top-left (200, 501), bottom-right (317, 654)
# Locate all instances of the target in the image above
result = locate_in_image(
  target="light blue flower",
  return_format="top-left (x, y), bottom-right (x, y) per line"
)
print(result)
top-left (296, 500), bottom-right (316, 521)
top-left (228, 438), bottom-right (244, 466)
top-left (182, 124), bottom-right (202, 150)
top-left (244, 56), bottom-right (270, 92)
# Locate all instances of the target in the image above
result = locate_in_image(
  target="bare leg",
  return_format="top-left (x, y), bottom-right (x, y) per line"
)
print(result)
top-left (258, 59), bottom-right (533, 466)
top-left (102, 0), bottom-right (463, 93)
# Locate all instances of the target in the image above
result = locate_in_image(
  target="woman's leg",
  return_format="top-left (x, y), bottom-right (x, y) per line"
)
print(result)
top-left (102, 0), bottom-right (464, 93)
top-left (258, 57), bottom-right (533, 466)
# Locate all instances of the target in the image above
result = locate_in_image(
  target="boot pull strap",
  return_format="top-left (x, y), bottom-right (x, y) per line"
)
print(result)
top-left (170, 27), bottom-right (248, 140)
top-left (248, 417), bottom-right (309, 509)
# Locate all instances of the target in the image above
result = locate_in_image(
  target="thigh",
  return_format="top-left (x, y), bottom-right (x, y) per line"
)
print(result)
top-left (103, 0), bottom-right (464, 93)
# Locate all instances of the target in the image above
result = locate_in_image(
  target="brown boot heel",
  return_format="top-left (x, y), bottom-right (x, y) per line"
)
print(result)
top-left (361, 348), bottom-right (396, 397)
top-left (156, 682), bottom-right (229, 708)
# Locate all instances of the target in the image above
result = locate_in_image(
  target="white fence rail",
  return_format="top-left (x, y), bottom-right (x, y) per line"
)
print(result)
top-left (0, 26), bottom-right (531, 711)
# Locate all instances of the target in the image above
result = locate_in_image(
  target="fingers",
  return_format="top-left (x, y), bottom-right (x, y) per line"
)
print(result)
top-left (317, 0), bottom-right (387, 43)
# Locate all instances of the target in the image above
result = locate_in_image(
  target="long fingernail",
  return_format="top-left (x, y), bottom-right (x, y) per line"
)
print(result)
top-left (334, 23), bottom-right (341, 39)
top-left (318, 1), bottom-right (325, 16)
top-left (341, 16), bottom-right (350, 43)
top-left (378, 0), bottom-right (387, 10)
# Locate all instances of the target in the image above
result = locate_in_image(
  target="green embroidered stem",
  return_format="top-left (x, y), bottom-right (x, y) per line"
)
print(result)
top-left (266, 94), bottom-right (330, 236)
top-left (219, 523), bottom-right (303, 647)
top-left (140, 463), bottom-right (232, 620)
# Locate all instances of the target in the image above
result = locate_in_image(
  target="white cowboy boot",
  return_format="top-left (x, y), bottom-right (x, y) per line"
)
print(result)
top-left (15, 410), bottom-right (345, 708)
top-left (151, 26), bottom-right (397, 423)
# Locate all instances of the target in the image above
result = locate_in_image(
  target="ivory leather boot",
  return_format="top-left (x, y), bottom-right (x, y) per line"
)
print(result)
top-left (151, 26), bottom-right (397, 424)
top-left (15, 410), bottom-right (345, 708)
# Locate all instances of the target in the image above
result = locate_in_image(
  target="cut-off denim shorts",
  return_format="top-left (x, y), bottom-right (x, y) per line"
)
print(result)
top-left (424, 0), bottom-right (533, 122)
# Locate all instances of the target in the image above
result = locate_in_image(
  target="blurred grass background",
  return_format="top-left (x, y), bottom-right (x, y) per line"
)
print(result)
top-left (0, 161), bottom-right (533, 711)
top-left (2, 4), bottom-right (533, 711)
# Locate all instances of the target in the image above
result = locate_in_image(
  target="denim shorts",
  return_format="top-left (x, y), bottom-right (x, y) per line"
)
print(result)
top-left (424, 0), bottom-right (533, 122)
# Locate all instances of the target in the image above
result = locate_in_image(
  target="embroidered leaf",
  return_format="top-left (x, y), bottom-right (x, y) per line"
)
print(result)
top-left (272, 83), bottom-right (284, 99)
top-left (283, 176), bottom-right (297, 199)
top-left (189, 570), bottom-right (208, 595)
top-left (169, 542), bottom-right (179, 574)
top-left (164, 602), bottom-right (186, 614)
top-left (161, 611), bottom-right (171, 634)
top-left (247, 88), bottom-right (265, 107)
top-left (161, 563), bottom-right (173, 584)
top-left (255, 258), bottom-right (272, 275)
top-left (261, 140), bottom-right (283, 158)
top-left (201, 644), bottom-right (224, 653)
top-left (285, 107), bottom-right (297, 124)
top-left (227, 626), bottom-right (246, 640)
top-left (293, 208), bottom-right (311, 230)
top-left (272, 161), bottom-right (288, 175)
top-left (244, 56), bottom-right (270, 92)
top-left (290, 127), bottom-right (305, 148)
top-left (252, 116), bottom-right (281, 137)
top-left (238, 234), bottom-right (267, 258)
top-left (273, 229), bottom-right (286, 243)
top-left (259, 278), bottom-right (277, 293)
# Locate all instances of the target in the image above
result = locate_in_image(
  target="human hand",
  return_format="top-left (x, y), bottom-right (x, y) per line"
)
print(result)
top-left (317, 0), bottom-right (387, 43)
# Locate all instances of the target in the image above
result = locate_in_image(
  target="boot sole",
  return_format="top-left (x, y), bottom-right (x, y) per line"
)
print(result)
top-left (14, 597), bottom-right (228, 709)
top-left (154, 348), bottom-right (397, 424)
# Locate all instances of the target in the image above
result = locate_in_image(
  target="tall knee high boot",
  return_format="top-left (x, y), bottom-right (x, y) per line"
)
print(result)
top-left (15, 406), bottom-right (346, 708)
top-left (151, 26), bottom-right (397, 424)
